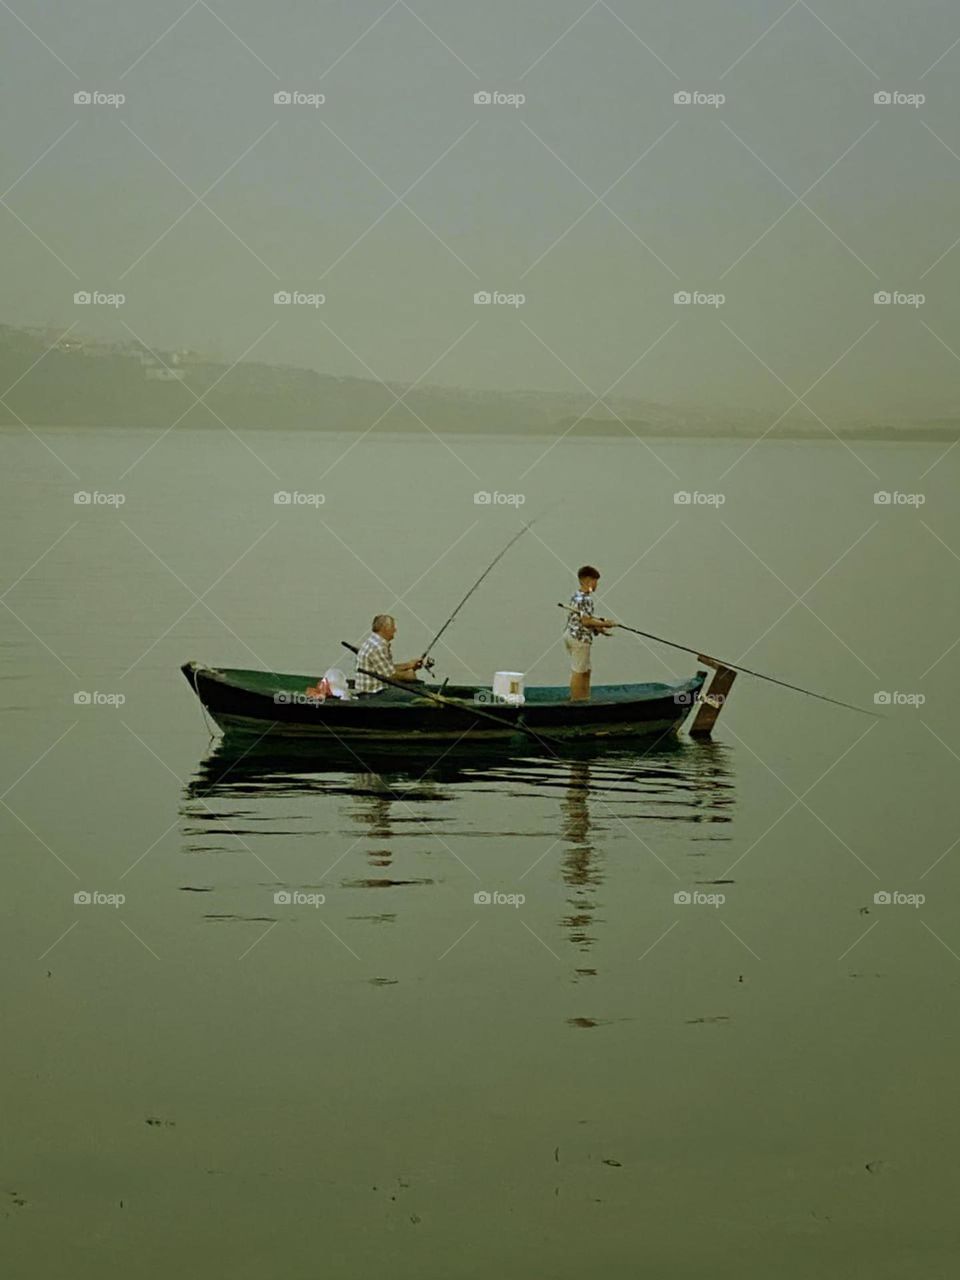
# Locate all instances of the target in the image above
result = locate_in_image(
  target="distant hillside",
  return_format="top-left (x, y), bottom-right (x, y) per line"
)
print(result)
top-left (567, 416), bottom-right (960, 441)
top-left (0, 324), bottom-right (955, 439)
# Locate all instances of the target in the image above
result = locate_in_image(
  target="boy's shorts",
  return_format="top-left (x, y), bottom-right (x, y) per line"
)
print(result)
top-left (565, 636), bottom-right (592, 674)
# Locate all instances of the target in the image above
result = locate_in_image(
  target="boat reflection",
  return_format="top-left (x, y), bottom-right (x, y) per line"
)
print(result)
top-left (187, 737), bottom-right (484, 798)
top-left (182, 736), bottom-right (735, 950)
top-left (185, 733), bottom-right (735, 803)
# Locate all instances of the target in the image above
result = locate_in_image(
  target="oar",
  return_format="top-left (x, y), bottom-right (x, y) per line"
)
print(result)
top-left (557, 604), bottom-right (882, 719)
top-left (340, 642), bottom-right (565, 748)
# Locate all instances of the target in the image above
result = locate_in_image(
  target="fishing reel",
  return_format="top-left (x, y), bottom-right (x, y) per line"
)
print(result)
top-left (420, 656), bottom-right (437, 673)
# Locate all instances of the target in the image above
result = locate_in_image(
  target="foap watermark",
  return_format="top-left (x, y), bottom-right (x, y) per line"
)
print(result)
top-left (74, 290), bottom-right (125, 308)
top-left (74, 691), bottom-right (126, 707)
top-left (873, 490), bottom-right (925, 506)
top-left (74, 90), bottom-right (125, 108)
top-left (874, 690), bottom-right (925, 707)
top-left (474, 290), bottom-right (525, 308)
top-left (274, 691), bottom-right (323, 706)
top-left (274, 90), bottom-right (325, 107)
top-left (674, 90), bottom-right (725, 108)
top-left (674, 690), bottom-right (726, 707)
top-left (674, 290), bottom-right (725, 307)
top-left (474, 90), bottom-right (525, 108)
top-left (874, 90), bottom-right (924, 108)
top-left (474, 890), bottom-right (525, 908)
top-left (473, 690), bottom-right (517, 705)
top-left (274, 890), bottom-right (326, 907)
top-left (674, 490), bottom-right (725, 506)
top-left (674, 889), bottom-right (725, 907)
top-left (274, 290), bottom-right (325, 307)
top-left (873, 890), bottom-right (925, 907)
top-left (474, 490), bottom-right (525, 506)
top-left (874, 290), bottom-right (924, 307)
top-left (74, 491), bottom-right (125, 506)
top-left (74, 890), bottom-right (125, 907)
top-left (274, 491), bottom-right (325, 506)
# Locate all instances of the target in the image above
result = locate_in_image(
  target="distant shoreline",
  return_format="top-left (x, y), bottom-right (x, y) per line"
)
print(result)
top-left (2, 324), bottom-right (956, 442)
top-left (3, 420), bottom-right (956, 443)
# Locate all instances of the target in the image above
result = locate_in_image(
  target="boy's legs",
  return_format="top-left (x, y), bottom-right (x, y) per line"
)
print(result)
top-left (566, 638), bottom-right (592, 701)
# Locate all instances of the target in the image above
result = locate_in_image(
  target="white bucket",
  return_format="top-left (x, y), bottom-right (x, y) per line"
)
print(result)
top-left (493, 671), bottom-right (525, 705)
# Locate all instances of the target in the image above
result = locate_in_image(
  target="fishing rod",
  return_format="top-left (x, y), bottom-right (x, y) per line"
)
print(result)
top-left (557, 604), bottom-right (882, 719)
top-left (420, 515), bottom-right (545, 665)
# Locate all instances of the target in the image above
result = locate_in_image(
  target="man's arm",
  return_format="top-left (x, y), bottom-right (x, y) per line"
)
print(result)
top-left (393, 657), bottom-right (424, 678)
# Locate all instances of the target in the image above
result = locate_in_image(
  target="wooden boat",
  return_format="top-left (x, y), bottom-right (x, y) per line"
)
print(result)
top-left (181, 660), bottom-right (715, 745)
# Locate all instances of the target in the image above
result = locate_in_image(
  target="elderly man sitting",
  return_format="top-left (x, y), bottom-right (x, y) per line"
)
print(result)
top-left (354, 615), bottom-right (424, 694)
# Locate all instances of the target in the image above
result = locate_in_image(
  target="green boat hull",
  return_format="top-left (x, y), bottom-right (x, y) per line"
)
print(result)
top-left (181, 661), bottom-right (708, 746)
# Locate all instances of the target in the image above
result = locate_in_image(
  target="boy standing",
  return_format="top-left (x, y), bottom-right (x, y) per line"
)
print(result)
top-left (565, 565), bottom-right (615, 701)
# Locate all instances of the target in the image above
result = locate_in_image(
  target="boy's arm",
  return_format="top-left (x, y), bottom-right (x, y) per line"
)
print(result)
top-left (567, 601), bottom-right (614, 631)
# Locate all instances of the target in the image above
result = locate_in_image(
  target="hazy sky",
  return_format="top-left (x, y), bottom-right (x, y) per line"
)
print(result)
top-left (3, 0), bottom-right (959, 418)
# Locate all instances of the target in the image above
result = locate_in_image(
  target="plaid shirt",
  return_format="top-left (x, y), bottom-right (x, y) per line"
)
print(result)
top-left (566, 589), bottom-right (596, 642)
top-left (355, 631), bottom-right (394, 693)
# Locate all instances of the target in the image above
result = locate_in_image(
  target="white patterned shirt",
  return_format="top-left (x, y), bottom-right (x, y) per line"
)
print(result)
top-left (566, 589), bottom-right (596, 642)
top-left (355, 632), bottom-right (394, 693)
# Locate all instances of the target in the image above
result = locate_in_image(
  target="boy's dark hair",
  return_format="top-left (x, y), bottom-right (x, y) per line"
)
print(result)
top-left (577, 565), bottom-right (600, 581)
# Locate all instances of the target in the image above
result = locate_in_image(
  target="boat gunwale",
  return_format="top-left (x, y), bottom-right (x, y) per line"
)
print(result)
top-left (183, 661), bottom-right (706, 710)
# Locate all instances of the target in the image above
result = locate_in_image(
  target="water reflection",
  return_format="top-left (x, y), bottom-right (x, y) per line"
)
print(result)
top-left (182, 736), bottom-right (735, 958)
top-left (549, 744), bottom-right (735, 973)
top-left (343, 771), bottom-right (447, 887)
top-left (560, 760), bottom-right (602, 955)
top-left (185, 735), bottom-right (736, 809)
top-left (186, 738), bottom-right (490, 798)
top-left (352, 773), bottom-right (396, 872)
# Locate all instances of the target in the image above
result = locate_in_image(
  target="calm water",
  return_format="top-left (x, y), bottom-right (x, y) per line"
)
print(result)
top-left (3, 427), bottom-right (959, 1277)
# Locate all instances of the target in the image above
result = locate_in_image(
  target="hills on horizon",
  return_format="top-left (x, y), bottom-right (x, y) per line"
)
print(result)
top-left (1, 323), bottom-right (956, 440)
